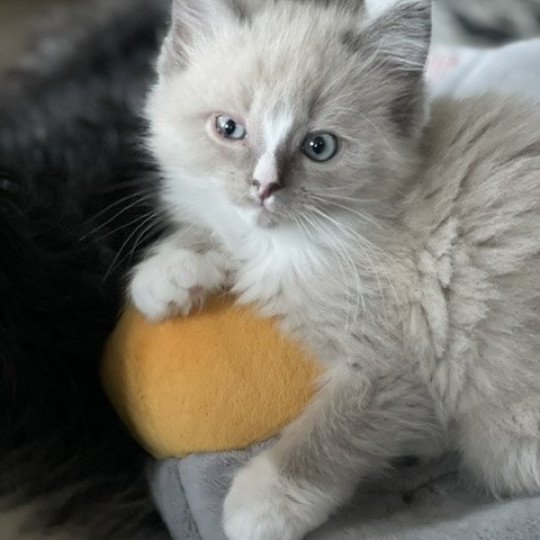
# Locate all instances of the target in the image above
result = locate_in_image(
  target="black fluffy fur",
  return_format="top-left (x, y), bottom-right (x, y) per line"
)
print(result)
top-left (0, 1), bottom-right (171, 537)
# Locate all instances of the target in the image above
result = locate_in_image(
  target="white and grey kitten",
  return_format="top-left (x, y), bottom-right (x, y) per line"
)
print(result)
top-left (130, 1), bottom-right (540, 539)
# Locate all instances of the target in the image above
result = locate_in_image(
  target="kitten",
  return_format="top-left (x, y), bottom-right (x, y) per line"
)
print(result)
top-left (130, 0), bottom-right (540, 539)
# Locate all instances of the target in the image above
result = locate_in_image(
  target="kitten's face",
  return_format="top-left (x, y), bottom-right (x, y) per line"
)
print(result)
top-left (148, 0), bottom-right (431, 230)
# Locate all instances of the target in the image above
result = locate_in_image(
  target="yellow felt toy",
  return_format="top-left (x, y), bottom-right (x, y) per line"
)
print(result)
top-left (101, 296), bottom-right (321, 458)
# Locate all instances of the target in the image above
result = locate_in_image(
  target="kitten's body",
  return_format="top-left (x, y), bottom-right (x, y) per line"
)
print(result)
top-left (131, 1), bottom-right (540, 538)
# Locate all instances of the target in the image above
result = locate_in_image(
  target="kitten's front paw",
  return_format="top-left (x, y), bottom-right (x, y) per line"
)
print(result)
top-left (129, 249), bottom-right (225, 321)
top-left (223, 453), bottom-right (329, 540)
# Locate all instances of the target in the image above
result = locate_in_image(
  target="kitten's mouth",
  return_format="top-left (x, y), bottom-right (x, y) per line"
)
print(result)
top-left (237, 196), bottom-right (281, 228)
top-left (252, 192), bottom-right (277, 212)
top-left (252, 204), bottom-right (279, 228)
top-left (247, 191), bottom-right (278, 212)
top-left (256, 209), bottom-right (279, 228)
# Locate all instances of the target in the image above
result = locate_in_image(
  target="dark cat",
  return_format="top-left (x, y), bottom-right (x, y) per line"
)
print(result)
top-left (0, 1), bottom-right (168, 537)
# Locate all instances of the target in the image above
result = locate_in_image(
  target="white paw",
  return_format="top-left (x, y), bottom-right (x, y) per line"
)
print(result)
top-left (223, 453), bottom-right (330, 540)
top-left (129, 249), bottom-right (225, 321)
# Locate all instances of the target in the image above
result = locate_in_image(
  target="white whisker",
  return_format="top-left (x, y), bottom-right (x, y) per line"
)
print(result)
top-left (102, 212), bottom-right (161, 283)
top-left (82, 191), bottom-right (156, 239)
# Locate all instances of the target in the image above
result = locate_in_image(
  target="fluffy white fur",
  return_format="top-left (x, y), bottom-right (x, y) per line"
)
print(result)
top-left (129, 1), bottom-right (540, 538)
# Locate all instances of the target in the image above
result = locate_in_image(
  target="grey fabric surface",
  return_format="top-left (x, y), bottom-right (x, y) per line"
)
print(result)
top-left (149, 445), bottom-right (266, 540)
top-left (150, 460), bottom-right (201, 540)
top-left (149, 449), bottom-right (540, 540)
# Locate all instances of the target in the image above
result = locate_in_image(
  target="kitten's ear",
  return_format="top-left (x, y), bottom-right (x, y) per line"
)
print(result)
top-left (363, 0), bottom-right (432, 71)
top-left (348, 0), bottom-right (432, 136)
top-left (159, 0), bottom-right (243, 73)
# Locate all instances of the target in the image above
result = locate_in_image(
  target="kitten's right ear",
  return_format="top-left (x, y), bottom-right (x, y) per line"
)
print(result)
top-left (159, 0), bottom-right (243, 74)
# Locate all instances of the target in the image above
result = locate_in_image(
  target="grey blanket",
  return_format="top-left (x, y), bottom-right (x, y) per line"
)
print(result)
top-left (149, 447), bottom-right (540, 540)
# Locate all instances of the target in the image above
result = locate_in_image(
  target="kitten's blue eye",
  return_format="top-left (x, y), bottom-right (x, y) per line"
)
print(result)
top-left (302, 133), bottom-right (338, 162)
top-left (216, 115), bottom-right (246, 140)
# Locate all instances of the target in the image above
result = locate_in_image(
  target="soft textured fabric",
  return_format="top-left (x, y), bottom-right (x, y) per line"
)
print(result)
top-left (102, 297), bottom-right (320, 457)
top-left (150, 449), bottom-right (540, 540)
top-left (148, 39), bottom-right (540, 540)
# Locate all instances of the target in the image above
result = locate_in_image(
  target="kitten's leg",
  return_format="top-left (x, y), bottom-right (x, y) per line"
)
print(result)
top-left (459, 402), bottom-right (540, 496)
top-left (129, 231), bottom-right (230, 321)
top-left (223, 364), bottom-right (443, 540)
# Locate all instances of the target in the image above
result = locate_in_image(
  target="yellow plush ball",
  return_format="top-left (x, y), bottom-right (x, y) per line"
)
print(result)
top-left (101, 296), bottom-right (321, 458)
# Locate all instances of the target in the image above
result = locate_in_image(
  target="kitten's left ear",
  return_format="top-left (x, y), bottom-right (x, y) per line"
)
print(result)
top-left (347, 0), bottom-right (432, 136)
top-left (160, 0), bottom-right (244, 74)
top-left (362, 0), bottom-right (432, 71)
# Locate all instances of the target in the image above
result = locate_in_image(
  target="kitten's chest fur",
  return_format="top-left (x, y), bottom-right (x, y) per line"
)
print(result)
top-left (231, 232), bottom-right (354, 357)
top-left (225, 224), bottom-right (410, 367)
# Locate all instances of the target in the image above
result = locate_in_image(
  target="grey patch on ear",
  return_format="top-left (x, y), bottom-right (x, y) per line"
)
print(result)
top-left (342, 1), bottom-right (432, 137)
top-left (342, 1), bottom-right (432, 64)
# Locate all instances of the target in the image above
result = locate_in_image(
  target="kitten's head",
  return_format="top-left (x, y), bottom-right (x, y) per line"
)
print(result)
top-left (148, 0), bottom-right (431, 230)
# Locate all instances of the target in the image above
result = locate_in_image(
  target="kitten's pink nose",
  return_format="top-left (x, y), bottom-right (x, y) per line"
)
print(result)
top-left (252, 179), bottom-right (282, 201)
